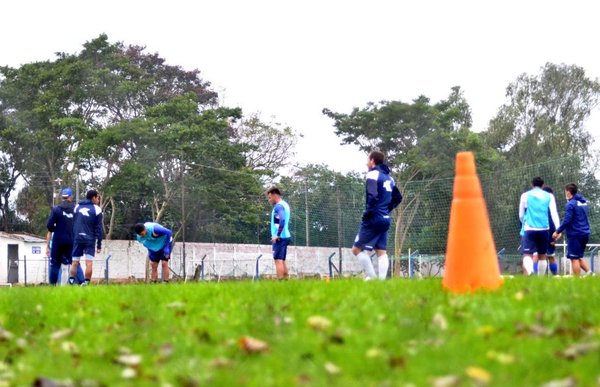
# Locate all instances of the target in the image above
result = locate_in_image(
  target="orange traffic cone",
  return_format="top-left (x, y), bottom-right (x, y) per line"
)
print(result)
top-left (442, 152), bottom-right (503, 293)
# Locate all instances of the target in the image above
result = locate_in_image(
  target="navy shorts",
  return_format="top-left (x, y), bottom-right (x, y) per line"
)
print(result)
top-left (566, 235), bottom-right (589, 259)
top-left (148, 248), bottom-right (170, 263)
top-left (522, 230), bottom-right (549, 255)
top-left (272, 238), bottom-right (290, 260)
top-left (72, 242), bottom-right (96, 261)
top-left (353, 218), bottom-right (391, 251)
top-left (50, 243), bottom-right (73, 266)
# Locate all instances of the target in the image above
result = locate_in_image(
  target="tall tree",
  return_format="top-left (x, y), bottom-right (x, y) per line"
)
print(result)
top-left (485, 63), bottom-right (600, 166)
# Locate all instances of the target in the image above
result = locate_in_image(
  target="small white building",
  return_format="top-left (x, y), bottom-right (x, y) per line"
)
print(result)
top-left (0, 232), bottom-right (47, 285)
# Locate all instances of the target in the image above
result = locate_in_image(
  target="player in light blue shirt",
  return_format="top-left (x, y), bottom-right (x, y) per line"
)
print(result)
top-left (267, 187), bottom-right (291, 279)
top-left (518, 177), bottom-right (559, 276)
top-left (134, 222), bottom-right (173, 282)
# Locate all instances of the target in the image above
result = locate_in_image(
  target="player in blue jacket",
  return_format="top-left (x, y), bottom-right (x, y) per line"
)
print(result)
top-left (134, 222), bottom-right (173, 282)
top-left (45, 188), bottom-right (82, 285)
top-left (553, 183), bottom-right (591, 276)
top-left (69, 189), bottom-right (103, 285)
top-left (352, 150), bottom-right (402, 280)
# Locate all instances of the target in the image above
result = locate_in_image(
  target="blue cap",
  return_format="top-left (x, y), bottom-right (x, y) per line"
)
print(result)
top-left (61, 188), bottom-right (73, 197)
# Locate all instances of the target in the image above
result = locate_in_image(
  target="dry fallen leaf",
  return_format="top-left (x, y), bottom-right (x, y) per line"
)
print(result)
top-left (307, 316), bottom-right (332, 331)
top-left (115, 354), bottom-right (143, 367)
top-left (540, 376), bottom-right (577, 387)
top-left (50, 329), bottom-right (74, 341)
top-left (432, 312), bottom-right (448, 331)
top-left (158, 343), bottom-right (173, 360)
top-left (486, 350), bottom-right (515, 365)
top-left (431, 375), bottom-right (461, 387)
top-left (166, 301), bottom-right (186, 309)
top-left (562, 342), bottom-right (600, 360)
top-left (366, 348), bottom-right (385, 359)
top-left (61, 341), bottom-right (79, 355)
top-left (465, 366), bottom-right (491, 385)
top-left (121, 367), bottom-right (137, 379)
top-left (324, 362), bottom-right (341, 375)
top-left (514, 291), bottom-right (524, 301)
top-left (239, 336), bottom-right (269, 354)
top-left (0, 328), bottom-right (14, 341)
top-left (209, 357), bottom-right (234, 368)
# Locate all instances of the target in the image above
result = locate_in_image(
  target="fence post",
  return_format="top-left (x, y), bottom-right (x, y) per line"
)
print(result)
top-left (254, 254), bottom-right (263, 281)
top-left (496, 248), bottom-right (505, 274)
top-left (590, 247), bottom-right (598, 273)
top-left (104, 255), bottom-right (112, 284)
top-left (327, 252), bottom-right (337, 279)
top-left (24, 255), bottom-right (27, 286)
top-left (409, 250), bottom-right (419, 279)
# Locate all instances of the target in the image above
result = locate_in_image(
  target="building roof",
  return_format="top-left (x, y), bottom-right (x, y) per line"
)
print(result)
top-left (0, 232), bottom-right (46, 243)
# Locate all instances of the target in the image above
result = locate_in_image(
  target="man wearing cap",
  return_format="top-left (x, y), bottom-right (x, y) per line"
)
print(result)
top-left (69, 189), bottom-right (103, 286)
top-left (46, 188), bottom-right (82, 285)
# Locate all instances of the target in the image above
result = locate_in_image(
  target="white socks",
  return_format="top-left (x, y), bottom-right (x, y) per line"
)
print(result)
top-left (357, 251), bottom-right (376, 279)
top-left (537, 260), bottom-right (548, 276)
top-left (523, 256), bottom-right (534, 276)
top-left (378, 254), bottom-right (389, 279)
top-left (357, 252), bottom-right (389, 280)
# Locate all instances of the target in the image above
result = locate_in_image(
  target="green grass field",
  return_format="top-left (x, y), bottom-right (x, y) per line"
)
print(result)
top-left (0, 277), bottom-right (599, 386)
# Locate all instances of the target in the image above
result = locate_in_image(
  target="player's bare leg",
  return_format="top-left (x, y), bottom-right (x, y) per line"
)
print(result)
top-left (161, 260), bottom-right (170, 282)
top-left (150, 260), bottom-right (159, 282)
top-left (84, 259), bottom-right (93, 284)
top-left (571, 259), bottom-right (582, 276)
top-left (274, 260), bottom-right (288, 279)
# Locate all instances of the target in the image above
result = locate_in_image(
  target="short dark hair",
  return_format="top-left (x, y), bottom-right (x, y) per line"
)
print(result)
top-left (531, 177), bottom-right (544, 187)
top-left (266, 186), bottom-right (281, 196)
top-left (565, 183), bottom-right (578, 195)
top-left (86, 189), bottom-right (99, 200)
top-left (368, 150), bottom-right (385, 165)
top-left (542, 186), bottom-right (553, 194)
top-left (134, 223), bottom-right (146, 235)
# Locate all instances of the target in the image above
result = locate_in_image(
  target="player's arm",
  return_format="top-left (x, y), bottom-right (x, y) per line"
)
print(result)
top-left (273, 205), bottom-right (286, 240)
top-left (363, 172), bottom-right (379, 221)
top-left (45, 231), bottom-right (52, 257)
top-left (95, 209), bottom-right (104, 251)
top-left (46, 208), bottom-right (57, 232)
top-left (549, 194), bottom-right (560, 230)
top-left (518, 193), bottom-right (527, 222)
top-left (152, 225), bottom-right (173, 253)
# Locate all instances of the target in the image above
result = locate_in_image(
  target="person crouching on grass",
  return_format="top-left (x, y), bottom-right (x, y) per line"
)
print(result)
top-left (134, 222), bottom-right (173, 283)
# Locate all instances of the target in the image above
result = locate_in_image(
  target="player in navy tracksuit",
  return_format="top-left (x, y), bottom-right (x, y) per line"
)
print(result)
top-left (352, 150), bottom-right (402, 280)
top-left (553, 183), bottom-right (591, 276)
top-left (69, 189), bottom-right (103, 285)
top-left (45, 188), bottom-right (82, 285)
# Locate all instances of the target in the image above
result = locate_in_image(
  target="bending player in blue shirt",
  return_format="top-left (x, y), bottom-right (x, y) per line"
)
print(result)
top-left (134, 222), bottom-right (173, 282)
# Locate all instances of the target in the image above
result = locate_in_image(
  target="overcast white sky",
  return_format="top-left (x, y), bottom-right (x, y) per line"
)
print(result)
top-left (2, 0), bottom-right (599, 173)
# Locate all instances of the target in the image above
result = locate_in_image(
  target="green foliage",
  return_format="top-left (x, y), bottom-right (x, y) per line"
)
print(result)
top-left (486, 63), bottom-right (600, 166)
